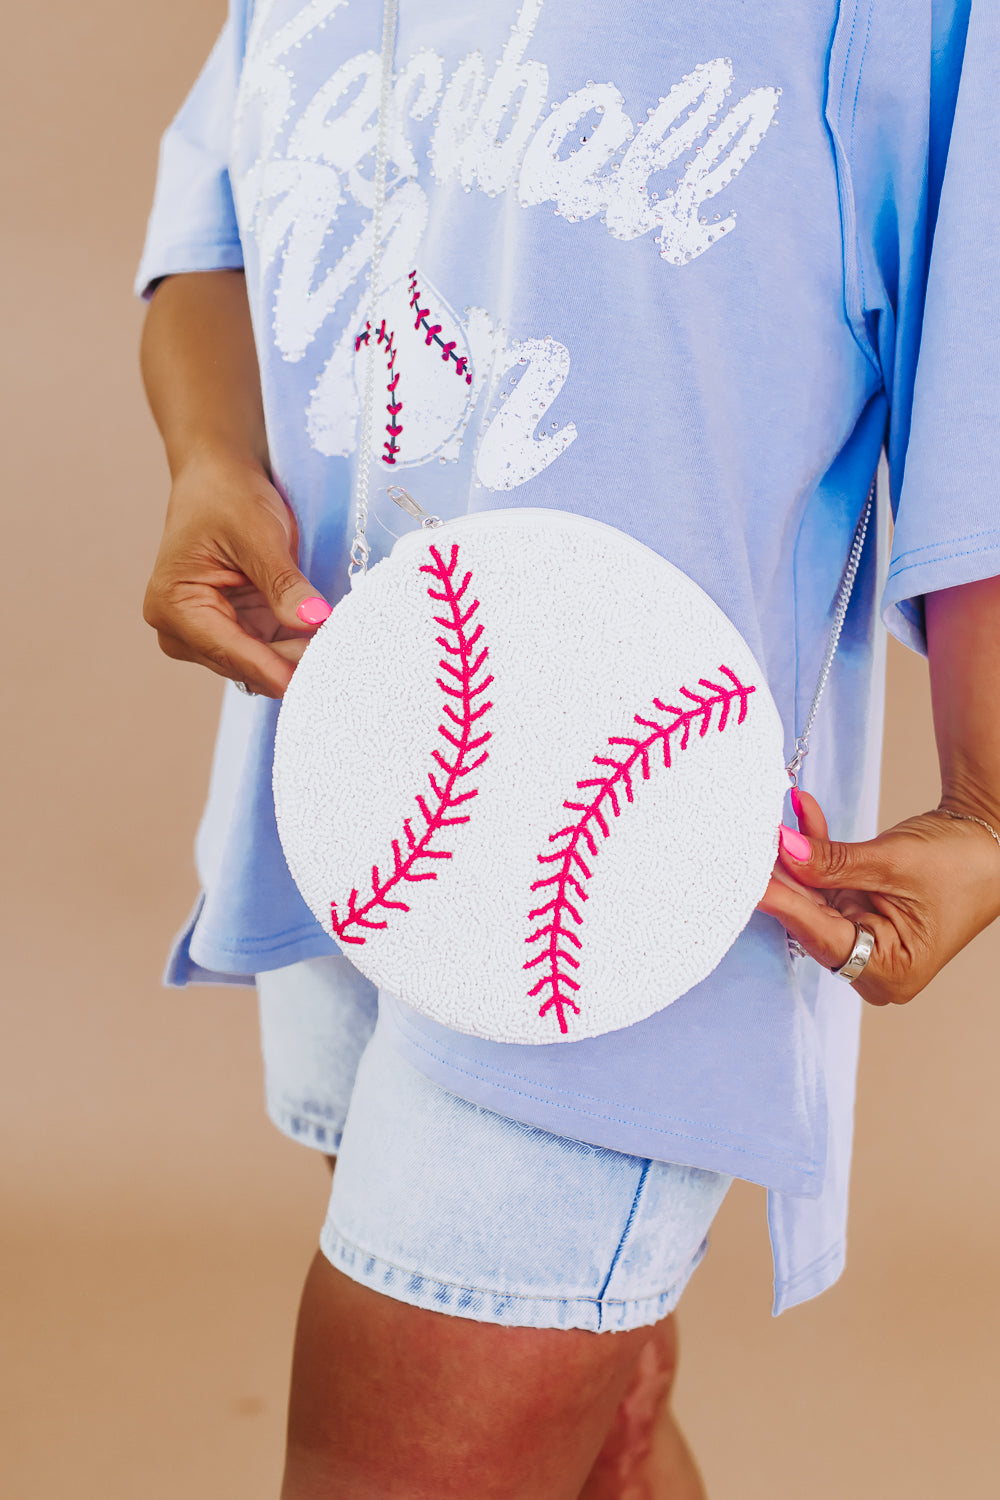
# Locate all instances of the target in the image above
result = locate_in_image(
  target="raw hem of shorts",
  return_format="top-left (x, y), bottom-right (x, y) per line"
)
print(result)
top-left (266, 1102), bottom-right (344, 1154)
top-left (319, 1222), bottom-right (707, 1334)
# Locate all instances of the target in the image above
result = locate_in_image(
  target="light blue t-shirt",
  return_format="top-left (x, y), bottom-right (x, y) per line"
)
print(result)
top-left (137, 0), bottom-right (1000, 1312)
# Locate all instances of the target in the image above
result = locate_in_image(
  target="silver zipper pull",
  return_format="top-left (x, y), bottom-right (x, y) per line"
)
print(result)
top-left (387, 485), bottom-right (443, 529)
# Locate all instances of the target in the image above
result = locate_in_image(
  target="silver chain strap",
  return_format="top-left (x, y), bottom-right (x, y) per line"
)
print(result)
top-left (348, 0), bottom-right (400, 579)
top-left (785, 475), bottom-right (875, 786)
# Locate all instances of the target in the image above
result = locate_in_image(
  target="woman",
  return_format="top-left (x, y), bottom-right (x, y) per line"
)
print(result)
top-left (138, 2), bottom-right (1000, 1494)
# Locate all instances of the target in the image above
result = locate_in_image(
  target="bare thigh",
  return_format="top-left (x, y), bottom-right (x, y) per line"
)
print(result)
top-left (281, 1250), bottom-right (679, 1500)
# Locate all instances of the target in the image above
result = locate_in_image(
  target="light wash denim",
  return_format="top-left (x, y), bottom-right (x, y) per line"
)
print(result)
top-left (257, 952), bottom-right (378, 1153)
top-left (257, 956), bottom-right (731, 1333)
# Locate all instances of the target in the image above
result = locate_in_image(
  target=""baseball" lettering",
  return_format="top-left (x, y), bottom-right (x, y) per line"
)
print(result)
top-left (237, 0), bottom-right (780, 286)
top-left (233, 0), bottom-right (780, 481)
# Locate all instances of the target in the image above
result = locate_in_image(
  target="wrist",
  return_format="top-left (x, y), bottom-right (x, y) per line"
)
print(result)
top-left (933, 804), bottom-right (1000, 846)
top-left (937, 772), bottom-right (1000, 836)
top-left (169, 442), bottom-right (271, 492)
top-left (162, 448), bottom-right (285, 540)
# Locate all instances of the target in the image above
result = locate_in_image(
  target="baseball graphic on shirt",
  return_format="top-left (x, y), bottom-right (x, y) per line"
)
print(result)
top-left (274, 510), bottom-right (789, 1045)
top-left (352, 269), bottom-right (478, 468)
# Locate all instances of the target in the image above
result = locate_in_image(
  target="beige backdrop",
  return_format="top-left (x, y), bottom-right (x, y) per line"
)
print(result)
top-left (2, 4), bottom-right (998, 1496)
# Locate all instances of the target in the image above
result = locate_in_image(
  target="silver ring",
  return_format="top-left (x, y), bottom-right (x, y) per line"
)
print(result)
top-left (832, 923), bottom-right (875, 983)
top-left (233, 680), bottom-right (257, 697)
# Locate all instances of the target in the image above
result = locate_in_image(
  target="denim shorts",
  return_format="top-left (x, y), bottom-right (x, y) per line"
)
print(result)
top-left (256, 955), bottom-right (731, 1334)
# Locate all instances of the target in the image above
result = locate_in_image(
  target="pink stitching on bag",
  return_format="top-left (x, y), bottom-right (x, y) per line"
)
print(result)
top-left (524, 666), bottom-right (756, 1035)
top-left (330, 543), bottom-right (493, 946)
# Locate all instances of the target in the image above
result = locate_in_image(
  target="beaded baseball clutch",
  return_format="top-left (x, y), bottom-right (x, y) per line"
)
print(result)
top-left (274, 505), bottom-right (794, 1043)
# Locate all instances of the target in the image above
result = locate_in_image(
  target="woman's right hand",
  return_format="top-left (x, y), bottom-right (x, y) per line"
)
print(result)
top-left (139, 270), bottom-right (328, 699)
top-left (142, 450), bottom-right (331, 700)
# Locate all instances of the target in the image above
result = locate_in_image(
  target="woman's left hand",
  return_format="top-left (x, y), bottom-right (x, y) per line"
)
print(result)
top-left (756, 789), bottom-right (1000, 1005)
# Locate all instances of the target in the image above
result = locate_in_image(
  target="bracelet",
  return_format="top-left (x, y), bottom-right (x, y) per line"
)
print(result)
top-left (936, 807), bottom-right (1000, 852)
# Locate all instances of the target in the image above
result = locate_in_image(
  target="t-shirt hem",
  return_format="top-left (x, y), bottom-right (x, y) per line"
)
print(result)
top-left (771, 1238), bottom-right (846, 1315)
top-left (381, 996), bottom-right (823, 1198)
top-left (163, 893), bottom-right (337, 986)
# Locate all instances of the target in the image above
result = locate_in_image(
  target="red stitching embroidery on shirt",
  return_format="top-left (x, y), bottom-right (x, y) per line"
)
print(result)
top-left (408, 270), bottom-right (474, 385)
top-left (354, 271), bottom-right (472, 467)
top-left (354, 318), bottom-right (403, 465)
top-left (330, 543), bottom-right (493, 946)
top-left (524, 666), bottom-right (756, 1035)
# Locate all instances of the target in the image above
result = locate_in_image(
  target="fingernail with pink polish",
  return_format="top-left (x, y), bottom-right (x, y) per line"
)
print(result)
top-left (790, 787), bottom-right (803, 820)
top-left (297, 596), bottom-right (332, 626)
top-left (779, 824), bottom-right (811, 861)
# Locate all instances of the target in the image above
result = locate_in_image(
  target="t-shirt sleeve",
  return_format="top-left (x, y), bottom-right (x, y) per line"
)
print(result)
top-left (134, 18), bottom-right (245, 300)
top-left (881, 0), bottom-right (1000, 651)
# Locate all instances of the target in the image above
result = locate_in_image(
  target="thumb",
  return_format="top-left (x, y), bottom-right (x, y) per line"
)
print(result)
top-left (777, 823), bottom-right (892, 893)
top-left (242, 536), bottom-right (332, 632)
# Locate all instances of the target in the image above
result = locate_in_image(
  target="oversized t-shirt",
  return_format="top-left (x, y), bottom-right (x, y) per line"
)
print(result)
top-left (136, 0), bottom-right (1000, 1312)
